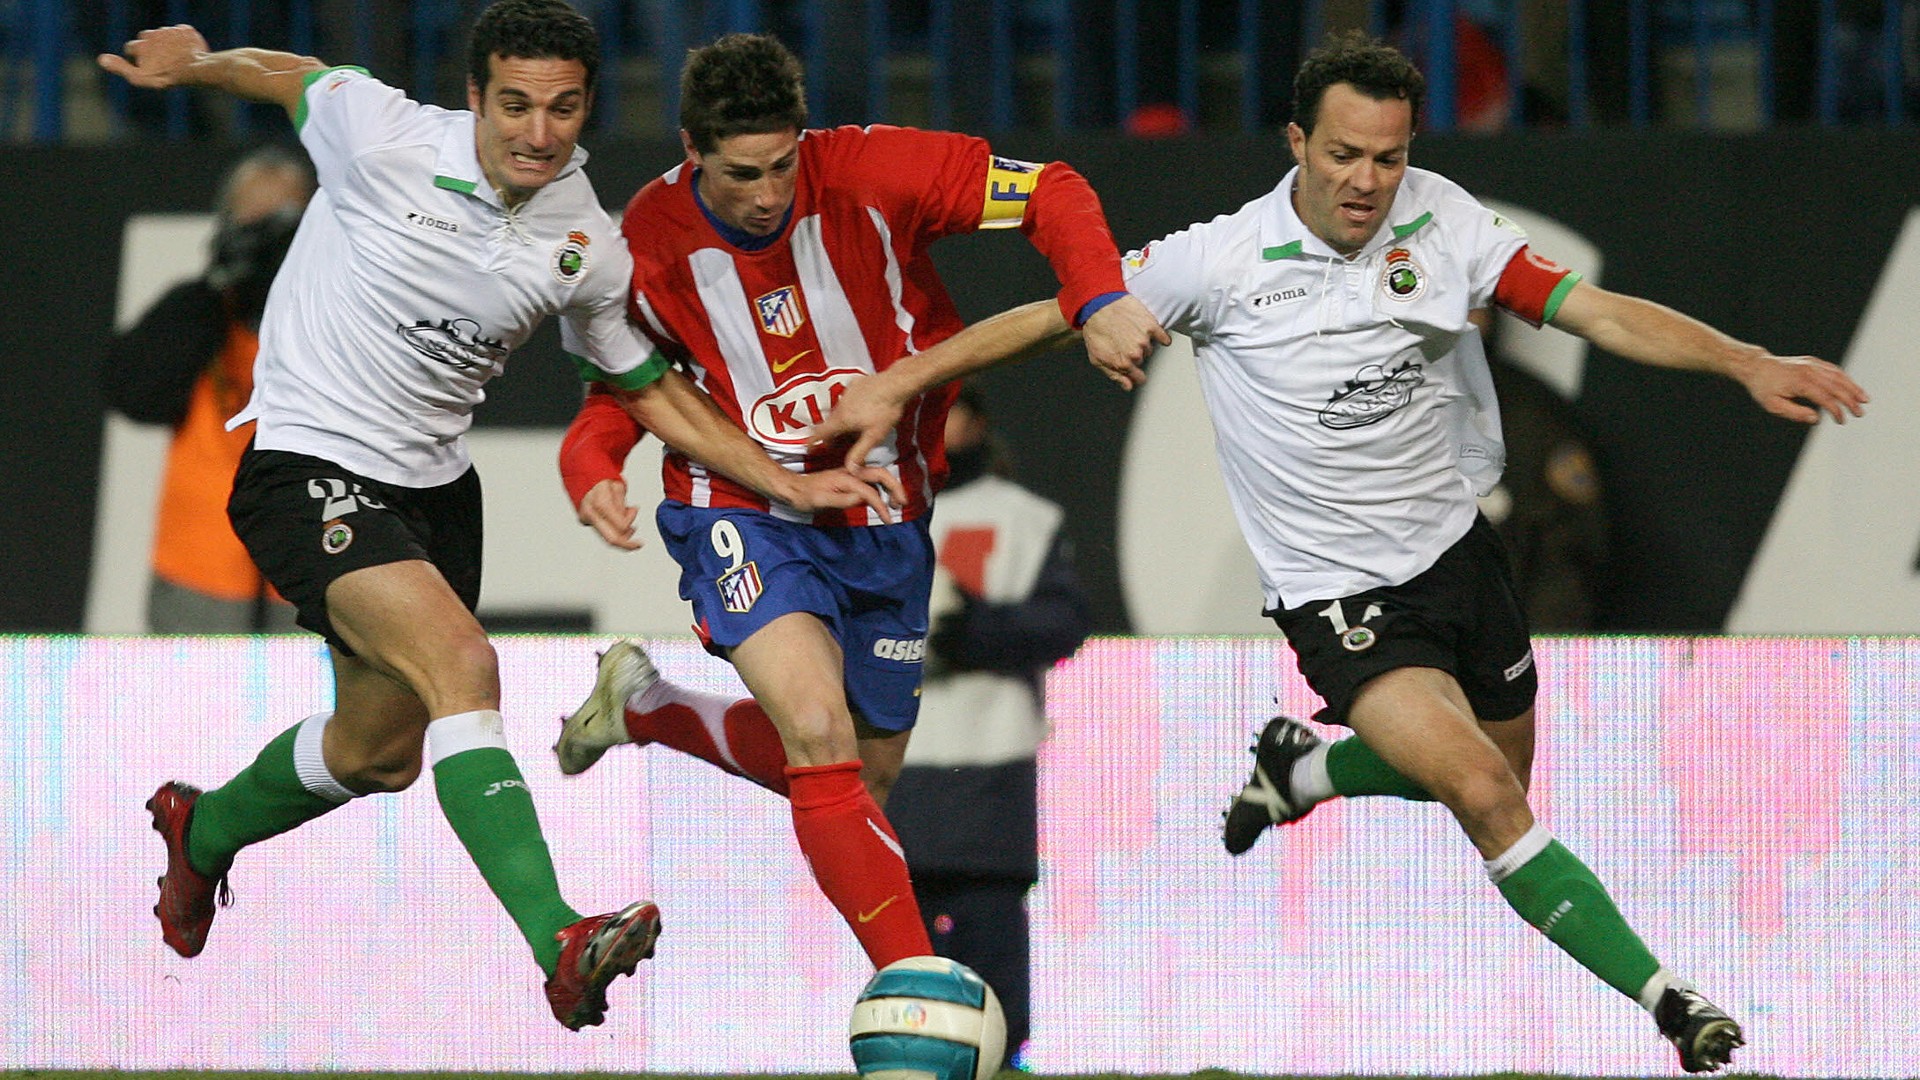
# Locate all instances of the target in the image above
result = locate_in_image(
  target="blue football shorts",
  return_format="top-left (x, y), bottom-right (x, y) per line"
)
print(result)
top-left (656, 502), bottom-right (935, 732)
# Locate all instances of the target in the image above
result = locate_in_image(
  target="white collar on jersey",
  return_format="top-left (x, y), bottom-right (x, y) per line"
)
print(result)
top-left (428, 110), bottom-right (591, 209)
top-left (1257, 165), bottom-right (1436, 264)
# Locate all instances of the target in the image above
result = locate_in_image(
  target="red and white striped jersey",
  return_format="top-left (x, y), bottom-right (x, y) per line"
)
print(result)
top-left (617, 123), bottom-right (1125, 527)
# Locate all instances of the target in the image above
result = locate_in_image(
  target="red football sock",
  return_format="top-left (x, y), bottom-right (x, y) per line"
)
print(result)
top-left (787, 760), bottom-right (932, 968)
top-left (625, 685), bottom-right (790, 796)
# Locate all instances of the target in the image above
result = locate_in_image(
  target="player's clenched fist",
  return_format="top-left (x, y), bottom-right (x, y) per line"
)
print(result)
top-left (1081, 294), bottom-right (1170, 390)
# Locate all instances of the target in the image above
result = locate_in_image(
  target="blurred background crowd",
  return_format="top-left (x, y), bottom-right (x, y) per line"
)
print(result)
top-left (8, 0), bottom-right (1919, 143)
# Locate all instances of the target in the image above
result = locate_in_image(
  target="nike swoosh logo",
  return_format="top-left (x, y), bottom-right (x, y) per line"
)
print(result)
top-left (770, 349), bottom-right (813, 374)
top-left (856, 894), bottom-right (900, 923)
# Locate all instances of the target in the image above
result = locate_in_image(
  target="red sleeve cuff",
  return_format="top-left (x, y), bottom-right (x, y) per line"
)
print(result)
top-left (559, 384), bottom-right (646, 511)
top-left (1024, 162), bottom-right (1127, 325)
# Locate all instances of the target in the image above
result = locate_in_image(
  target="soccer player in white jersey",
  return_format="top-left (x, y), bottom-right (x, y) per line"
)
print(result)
top-left (814, 30), bottom-right (1869, 1076)
top-left (99, 0), bottom-right (896, 1032)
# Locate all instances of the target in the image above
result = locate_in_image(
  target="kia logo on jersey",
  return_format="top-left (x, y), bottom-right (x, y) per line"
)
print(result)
top-left (749, 368), bottom-right (861, 444)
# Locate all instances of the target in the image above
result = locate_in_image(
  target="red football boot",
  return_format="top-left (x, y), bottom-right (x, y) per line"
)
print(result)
top-left (147, 781), bottom-right (230, 958)
top-left (545, 900), bottom-right (663, 1030)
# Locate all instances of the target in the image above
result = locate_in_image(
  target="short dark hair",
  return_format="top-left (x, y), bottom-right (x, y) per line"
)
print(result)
top-left (468, 0), bottom-right (600, 96)
top-left (215, 145), bottom-right (313, 224)
top-left (1292, 30), bottom-right (1424, 136)
top-left (679, 33), bottom-right (808, 153)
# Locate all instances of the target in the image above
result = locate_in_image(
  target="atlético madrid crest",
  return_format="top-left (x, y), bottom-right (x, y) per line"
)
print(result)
top-left (718, 561), bottom-right (764, 613)
top-left (755, 286), bottom-right (807, 337)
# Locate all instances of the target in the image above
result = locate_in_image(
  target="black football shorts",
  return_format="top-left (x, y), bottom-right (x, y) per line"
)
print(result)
top-left (228, 446), bottom-right (483, 654)
top-left (1268, 514), bottom-right (1538, 727)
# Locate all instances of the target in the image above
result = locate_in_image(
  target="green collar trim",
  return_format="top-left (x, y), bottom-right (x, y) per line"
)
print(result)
top-left (1264, 210), bottom-right (1431, 259)
top-left (1391, 211), bottom-right (1434, 239)
top-left (434, 175), bottom-right (479, 194)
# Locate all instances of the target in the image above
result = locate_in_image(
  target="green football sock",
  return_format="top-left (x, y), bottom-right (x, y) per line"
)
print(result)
top-left (187, 720), bottom-right (347, 878)
top-left (1325, 736), bottom-right (1434, 801)
top-left (432, 745), bottom-right (579, 975)
top-left (1493, 832), bottom-right (1661, 1000)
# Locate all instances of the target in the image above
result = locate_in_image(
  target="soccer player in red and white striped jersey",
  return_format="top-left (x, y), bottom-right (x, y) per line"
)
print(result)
top-left (557, 33), bottom-right (1166, 973)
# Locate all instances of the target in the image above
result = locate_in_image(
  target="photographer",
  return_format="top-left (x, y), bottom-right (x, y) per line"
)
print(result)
top-left (103, 146), bottom-right (313, 632)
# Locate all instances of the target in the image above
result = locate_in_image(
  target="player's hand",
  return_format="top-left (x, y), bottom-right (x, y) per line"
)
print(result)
top-left (783, 467), bottom-right (907, 523)
top-left (1081, 295), bottom-right (1170, 390)
top-left (98, 25), bottom-right (209, 89)
top-left (1743, 353), bottom-right (1869, 424)
top-left (577, 478), bottom-right (643, 551)
top-left (810, 372), bottom-right (911, 469)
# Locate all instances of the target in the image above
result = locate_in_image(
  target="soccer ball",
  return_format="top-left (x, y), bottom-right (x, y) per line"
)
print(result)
top-left (849, 956), bottom-right (1007, 1080)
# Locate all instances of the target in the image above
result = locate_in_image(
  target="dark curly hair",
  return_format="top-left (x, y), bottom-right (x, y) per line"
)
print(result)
top-left (679, 33), bottom-right (808, 152)
top-left (468, 0), bottom-right (600, 96)
top-left (1292, 30), bottom-right (1424, 136)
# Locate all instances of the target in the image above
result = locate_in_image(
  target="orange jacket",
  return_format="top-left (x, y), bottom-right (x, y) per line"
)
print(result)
top-left (149, 322), bottom-right (276, 602)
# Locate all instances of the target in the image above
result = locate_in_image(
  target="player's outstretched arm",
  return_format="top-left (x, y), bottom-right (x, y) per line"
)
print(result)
top-left (1549, 279), bottom-right (1869, 424)
top-left (616, 369), bottom-right (906, 519)
top-left (811, 300), bottom-right (1075, 468)
top-left (98, 25), bottom-right (322, 120)
top-left (1080, 294), bottom-right (1171, 390)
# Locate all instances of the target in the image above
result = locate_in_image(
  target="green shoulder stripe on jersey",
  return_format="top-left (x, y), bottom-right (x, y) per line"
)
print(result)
top-left (295, 65), bottom-right (371, 131)
top-left (1261, 240), bottom-right (1304, 260)
top-left (434, 175), bottom-right (479, 194)
top-left (576, 350), bottom-right (671, 391)
top-left (1540, 269), bottom-right (1585, 324)
top-left (1390, 211), bottom-right (1434, 240)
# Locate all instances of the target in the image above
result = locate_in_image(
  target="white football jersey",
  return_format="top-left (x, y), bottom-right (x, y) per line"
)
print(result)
top-left (1123, 166), bottom-right (1526, 610)
top-left (232, 66), bottom-right (653, 487)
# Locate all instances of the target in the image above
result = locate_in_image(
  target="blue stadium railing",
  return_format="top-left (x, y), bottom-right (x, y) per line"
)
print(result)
top-left (8, 0), bottom-right (1915, 142)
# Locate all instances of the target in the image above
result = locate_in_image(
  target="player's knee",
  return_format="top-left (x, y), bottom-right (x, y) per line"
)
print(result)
top-left (409, 630), bottom-right (500, 710)
top-left (335, 747), bottom-right (424, 794)
top-left (438, 629), bottom-right (499, 683)
top-left (775, 704), bottom-right (859, 765)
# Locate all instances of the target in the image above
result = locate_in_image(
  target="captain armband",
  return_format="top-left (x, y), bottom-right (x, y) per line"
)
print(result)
top-left (979, 156), bottom-right (1044, 230)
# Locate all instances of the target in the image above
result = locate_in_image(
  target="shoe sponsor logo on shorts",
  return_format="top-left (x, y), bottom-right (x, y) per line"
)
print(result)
top-left (871, 636), bottom-right (926, 663)
top-left (321, 520), bottom-right (353, 554)
top-left (717, 560), bottom-right (764, 614)
top-left (1504, 648), bottom-right (1535, 682)
top-left (1340, 626), bottom-right (1377, 652)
